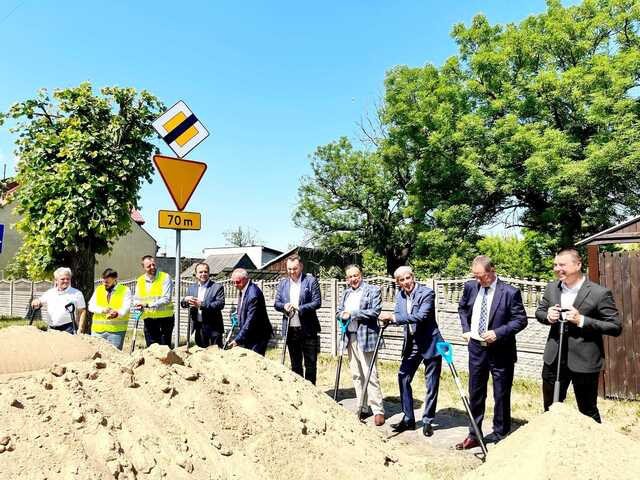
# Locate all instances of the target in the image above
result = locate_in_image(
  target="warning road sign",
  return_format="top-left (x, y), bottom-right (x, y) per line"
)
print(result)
top-left (152, 101), bottom-right (209, 158)
top-left (153, 155), bottom-right (207, 211)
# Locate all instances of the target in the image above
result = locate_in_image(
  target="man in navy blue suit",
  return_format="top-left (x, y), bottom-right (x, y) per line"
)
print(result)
top-left (274, 255), bottom-right (322, 384)
top-left (228, 268), bottom-right (273, 356)
top-left (380, 266), bottom-right (443, 436)
top-left (456, 255), bottom-right (528, 450)
top-left (180, 262), bottom-right (225, 348)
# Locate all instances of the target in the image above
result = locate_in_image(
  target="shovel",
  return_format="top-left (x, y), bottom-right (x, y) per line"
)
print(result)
top-left (26, 297), bottom-right (41, 326)
top-left (223, 310), bottom-right (239, 350)
top-left (332, 314), bottom-right (350, 401)
top-left (64, 302), bottom-right (77, 335)
top-left (280, 307), bottom-right (297, 365)
top-left (357, 322), bottom-right (389, 420)
top-left (129, 306), bottom-right (145, 354)
top-left (436, 341), bottom-right (488, 458)
top-left (553, 309), bottom-right (570, 403)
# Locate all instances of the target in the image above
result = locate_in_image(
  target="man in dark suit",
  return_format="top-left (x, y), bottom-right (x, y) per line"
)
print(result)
top-left (180, 262), bottom-right (225, 348)
top-left (535, 248), bottom-right (621, 423)
top-left (380, 266), bottom-right (443, 437)
top-left (274, 255), bottom-right (322, 384)
top-left (456, 255), bottom-right (528, 450)
top-left (228, 268), bottom-right (273, 356)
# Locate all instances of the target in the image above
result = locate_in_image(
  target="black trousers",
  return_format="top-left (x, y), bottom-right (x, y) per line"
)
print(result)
top-left (143, 316), bottom-right (174, 347)
top-left (468, 339), bottom-right (515, 438)
top-left (542, 361), bottom-right (601, 423)
top-left (193, 321), bottom-right (223, 348)
top-left (287, 327), bottom-right (320, 385)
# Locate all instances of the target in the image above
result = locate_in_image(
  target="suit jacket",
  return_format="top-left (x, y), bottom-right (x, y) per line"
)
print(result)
top-left (535, 278), bottom-right (621, 373)
top-left (274, 273), bottom-right (322, 336)
top-left (394, 283), bottom-right (443, 359)
top-left (337, 282), bottom-right (382, 353)
top-left (234, 281), bottom-right (273, 347)
top-left (458, 279), bottom-right (528, 364)
top-left (180, 280), bottom-right (225, 333)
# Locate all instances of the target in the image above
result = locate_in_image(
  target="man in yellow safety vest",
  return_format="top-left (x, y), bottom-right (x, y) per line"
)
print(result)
top-left (134, 255), bottom-right (174, 347)
top-left (88, 268), bottom-right (132, 350)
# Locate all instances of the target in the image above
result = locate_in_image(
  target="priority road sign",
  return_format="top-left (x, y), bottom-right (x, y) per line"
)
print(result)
top-left (152, 101), bottom-right (209, 158)
top-left (158, 210), bottom-right (201, 230)
top-left (153, 155), bottom-right (207, 211)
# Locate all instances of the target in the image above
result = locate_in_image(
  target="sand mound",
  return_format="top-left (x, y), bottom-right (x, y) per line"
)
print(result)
top-left (0, 326), bottom-right (97, 375)
top-left (465, 402), bottom-right (640, 480)
top-left (0, 327), bottom-right (427, 480)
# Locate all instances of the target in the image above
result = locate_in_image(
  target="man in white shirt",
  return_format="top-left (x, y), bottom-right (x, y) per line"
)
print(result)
top-left (536, 248), bottom-right (621, 423)
top-left (88, 268), bottom-right (132, 350)
top-left (337, 265), bottom-right (385, 426)
top-left (31, 267), bottom-right (86, 334)
top-left (274, 255), bottom-right (322, 384)
top-left (456, 256), bottom-right (527, 449)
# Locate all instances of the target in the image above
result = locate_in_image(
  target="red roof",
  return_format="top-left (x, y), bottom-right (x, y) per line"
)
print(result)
top-left (130, 209), bottom-right (145, 225)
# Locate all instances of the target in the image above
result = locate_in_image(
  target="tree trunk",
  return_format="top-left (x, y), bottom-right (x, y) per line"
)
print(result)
top-left (62, 244), bottom-right (96, 312)
top-left (385, 246), bottom-right (411, 276)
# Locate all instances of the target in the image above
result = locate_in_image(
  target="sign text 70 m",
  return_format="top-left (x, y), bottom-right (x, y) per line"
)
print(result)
top-left (158, 210), bottom-right (201, 230)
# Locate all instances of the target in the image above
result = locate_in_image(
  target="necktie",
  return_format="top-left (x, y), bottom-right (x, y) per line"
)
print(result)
top-left (478, 287), bottom-right (489, 334)
top-left (237, 290), bottom-right (243, 323)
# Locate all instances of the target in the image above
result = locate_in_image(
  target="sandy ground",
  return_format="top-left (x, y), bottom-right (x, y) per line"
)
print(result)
top-left (465, 402), bottom-right (640, 480)
top-left (0, 327), bottom-right (427, 480)
top-left (2, 326), bottom-right (639, 480)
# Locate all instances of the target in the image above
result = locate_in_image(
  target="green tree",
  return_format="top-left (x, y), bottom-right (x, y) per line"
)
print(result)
top-left (3, 83), bottom-right (163, 299)
top-left (222, 226), bottom-right (261, 247)
top-left (294, 138), bottom-right (414, 274)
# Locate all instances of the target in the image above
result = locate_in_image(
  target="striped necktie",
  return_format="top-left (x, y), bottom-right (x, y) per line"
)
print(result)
top-left (478, 287), bottom-right (489, 334)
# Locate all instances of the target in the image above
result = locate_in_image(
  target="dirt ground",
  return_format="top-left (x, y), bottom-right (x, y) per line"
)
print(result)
top-left (2, 326), bottom-right (639, 480)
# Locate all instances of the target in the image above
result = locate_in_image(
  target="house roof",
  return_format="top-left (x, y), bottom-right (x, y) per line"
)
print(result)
top-left (576, 215), bottom-right (640, 246)
top-left (259, 246), bottom-right (299, 269)
top-left (181, 253), bottom-right (257, 278)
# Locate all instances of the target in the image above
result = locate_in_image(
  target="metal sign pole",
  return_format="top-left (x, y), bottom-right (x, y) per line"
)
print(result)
top-left (174, 229), bottom-right (181, 349)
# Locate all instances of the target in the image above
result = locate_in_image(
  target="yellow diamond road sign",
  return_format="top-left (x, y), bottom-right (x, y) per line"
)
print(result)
top-left (152, 100), bottom-right (209, 158)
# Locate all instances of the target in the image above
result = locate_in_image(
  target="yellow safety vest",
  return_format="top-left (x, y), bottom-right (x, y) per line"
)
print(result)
top-left (92, 283), bottom-right (130, 333)
top-left (136, 271), bottom-right (174, 319)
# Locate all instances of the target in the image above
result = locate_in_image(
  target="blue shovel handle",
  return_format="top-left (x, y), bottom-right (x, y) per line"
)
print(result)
top-left (230, 312), bottom-right (239, 328)
top-left (336, 313), bottom-right (350, 335)
top-left (436, 341), bottom-right (454, 365)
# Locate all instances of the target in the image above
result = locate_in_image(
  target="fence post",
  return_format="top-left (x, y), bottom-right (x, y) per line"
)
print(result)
top-left (9, 280), bottom-right (14, 317)
top-left (331, 278), bottom-right (338, 356)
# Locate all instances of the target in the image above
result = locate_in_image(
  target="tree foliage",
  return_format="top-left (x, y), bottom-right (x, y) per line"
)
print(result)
top-left (296, 0), bottom-right (640, 276)
top-left (294, 138), bottom-right (414, 273)
top-left (4, 83), bottom-right (163, 298)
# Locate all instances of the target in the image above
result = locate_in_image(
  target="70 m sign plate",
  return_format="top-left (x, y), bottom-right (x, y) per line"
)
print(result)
top-left (158, 210), bottom-right (201, 230)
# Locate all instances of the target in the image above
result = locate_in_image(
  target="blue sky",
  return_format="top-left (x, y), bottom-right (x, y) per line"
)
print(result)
top-left (0, 0), bottom-right (561, 257)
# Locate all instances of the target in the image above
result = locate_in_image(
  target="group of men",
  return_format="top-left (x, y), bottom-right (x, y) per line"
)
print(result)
top-left (32, 247), bottom-right (621, 447)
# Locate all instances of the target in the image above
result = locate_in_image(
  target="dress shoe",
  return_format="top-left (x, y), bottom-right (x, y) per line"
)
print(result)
top-left (485, 432), bottom-right (505, 443)
top-left (374, 414), bottom-right (385, 426)
top-left (390, 420), bottom-right (415, 433)
top-left (422, 422), bottom-right (434, 437)
top-left (455, 436), bottom-right (480, 450)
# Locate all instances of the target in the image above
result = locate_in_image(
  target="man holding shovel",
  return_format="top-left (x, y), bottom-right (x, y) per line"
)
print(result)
top-left (380, 266), bottom-right (443, 436)
top-left (456, 256), bottom-right (527, 449)
top-left (536, 248), bottom-right (621, 423)
top-left (31, 267), bottom-right (86, 334)
top-left (274, 255), bottom-right (322, 384)
top-left (337, 265), bottom-right (385, 426)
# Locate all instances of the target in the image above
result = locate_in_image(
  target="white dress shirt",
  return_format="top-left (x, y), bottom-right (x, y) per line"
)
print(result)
top-left (40, 287), bottom-right (86, 327)
top-left (344, 286), bottom-right (363, 333)
top-left (470, 278), bottom-right (498, 340)
top-left (88, 284), bottom-right (132, 318)
top-left (288, 276), bottom-right (301, 327)
top-left (561, 276), bottom-right (586, 327)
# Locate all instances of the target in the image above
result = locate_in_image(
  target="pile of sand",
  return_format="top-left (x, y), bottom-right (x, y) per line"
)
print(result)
top-left (0, 327), bottom-right (426, 480)
top-left (466, 402), bottom-right (640, 480)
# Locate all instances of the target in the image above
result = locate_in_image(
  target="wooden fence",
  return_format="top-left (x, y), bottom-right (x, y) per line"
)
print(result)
top-left (1, 275), bottom-right (551, 378)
